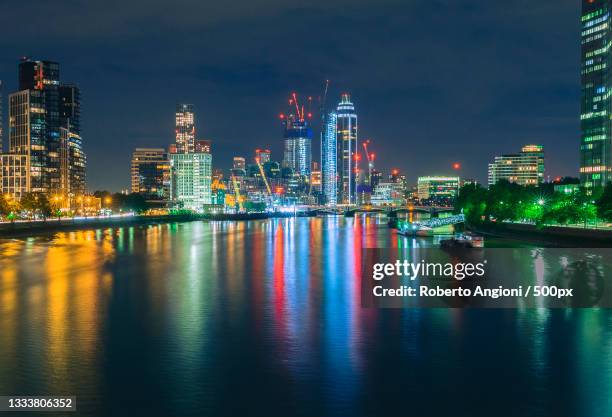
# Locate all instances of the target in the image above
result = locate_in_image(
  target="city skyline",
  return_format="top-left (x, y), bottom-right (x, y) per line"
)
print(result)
top-left (0, 0), bottom-right (580, 192)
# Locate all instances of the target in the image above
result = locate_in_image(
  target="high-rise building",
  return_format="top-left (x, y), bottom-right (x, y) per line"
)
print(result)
top-left (59, 84), bottom-right (86, 196)
top-left (1, 58), bottom-right (84, 200)
top-left (233, 156), bottom-right (246, 171)
top-left (336, 94), bottom-right (358, 205)
top-left (321, 111), bottom-right (338, 205)
top-left (195, 139), bottom-right (211, 153)
top-left (310, 162), bottom-right (322, 193)
top-left (169, 104), bottom-right (212, 210)
top-left (283, 117), bottom-right (312, 177)
top-left (7, 60), bottom-right (58, 194)
top-left (256, 149), bottom-right (271, 164)
top-left (169, 152), bottom-right (212, 211)
top-left (417, 176), bottom-right (460, 202)
top-left (131, 148), bottom-right (171, 201)
top-left (487, 145), bottom-right (545, 187)
top-left (581, 1), bottom-right (612, 188)
top-left (175, 104), bottom-right (195, 154)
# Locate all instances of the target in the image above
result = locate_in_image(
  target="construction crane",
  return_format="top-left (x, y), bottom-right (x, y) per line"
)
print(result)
top-left (231, 175), bottom-right (244, 212)
top-left (255, 157), bottom-right (274, 208)
top-left (362, 139), bottom-right (375, 187)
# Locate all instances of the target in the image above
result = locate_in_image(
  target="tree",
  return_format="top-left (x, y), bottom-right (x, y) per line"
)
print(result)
top-left (19, 193), bottom-right (52, 219)
top-left (597, 182), bottom-right (612, 222)
top-left (455, 183), bottom-right (487, 224)
top-left (0, 195), bottom-right (10, 217)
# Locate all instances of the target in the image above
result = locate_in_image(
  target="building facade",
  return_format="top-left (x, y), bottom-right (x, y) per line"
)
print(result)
top-left (487, 145), bottom-right (545, 187)
top-left (175, 104), bottom-right (195, 154)
top-left (1, 58), bottom-right (85, 199)
top-left (283, 117), bottom-right (312, 177)
top-left (59, 85), bottom-right (86, 196)
top-left (417, 176), bottom-right (460, 202)
top-left (371, 181), bottom-right (405, 206)
top-left (321, 111), bottom-right (337, 206)
top-left (581, 0), bottom-right (612, 188)
top-left (131, 148), bottom-right (171, 201)
top-left (256, 149), bottom-right (271, 164)
top-left (336, 94), bottom-right (358, 205)
top-left (169, 152), bottom-right (212, 211)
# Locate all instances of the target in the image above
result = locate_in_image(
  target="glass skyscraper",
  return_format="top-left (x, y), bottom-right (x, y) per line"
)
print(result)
top-left (169, 105), bottom-right (212, 211)
top-left (581, 0), bottom-right (612, 188)
top-left (336, 93), bottom-right (358, 204)
top-left (283, 116), bottom-right (312, 177)
top-left (321, 111), bottom-right (337, 206)
top-left (175, 104), bottom-right (195, 154)
top-left (59, 84), bottom-right (86, 196)
top-left (3, 58), bottom-right (85, 199)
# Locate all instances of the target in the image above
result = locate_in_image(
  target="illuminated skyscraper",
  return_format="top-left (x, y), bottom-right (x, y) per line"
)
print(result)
top-left (233, 156), bottom-right (246, 171)
top-left (131, 148), bottom-right (171, 201)
top-left (336, 93), bottom-right (358, 204)
top-left (175, 104), bottom-right (195, 154)
top-left (256, 149), bottom-right (271, 163)
top-left (10, 58), bottom-right (61, 193)
top-left (169, 105), bottom-right (212, 210)
top-left (59, 84), bottom-right (86, 196)
top-left (283, 117), bottom-right (312, 177)
top-left (321, 111), bottom-right (337, 205)
top-left (2, 58), bottom-right (84, 199)
top-left (170, 149), bottom-right (212, 210)
top-left (581, 1), bottom-right (612, 188)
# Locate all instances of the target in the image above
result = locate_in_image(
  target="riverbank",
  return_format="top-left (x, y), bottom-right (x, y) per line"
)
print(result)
top-left (468, 222), bottom-right (612, 247)
top-left (0, 211), bottom-right (316, 238)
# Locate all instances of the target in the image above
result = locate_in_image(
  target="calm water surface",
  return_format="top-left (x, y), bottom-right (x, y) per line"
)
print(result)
top-left (0, 216), bottom-right (611, 417)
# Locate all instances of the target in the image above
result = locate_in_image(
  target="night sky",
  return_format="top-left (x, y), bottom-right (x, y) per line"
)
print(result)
top-left (0, 0), bottom-right (579, 192)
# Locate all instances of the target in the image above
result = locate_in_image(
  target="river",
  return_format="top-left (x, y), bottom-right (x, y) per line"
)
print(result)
top-left (0, 216), bottom-right (611, 416)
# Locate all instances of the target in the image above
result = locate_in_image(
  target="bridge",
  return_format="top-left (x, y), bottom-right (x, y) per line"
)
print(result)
top-left (343, 205), bottom-right (454, 217)
top-left (397, 214), bottom-right (465, 235)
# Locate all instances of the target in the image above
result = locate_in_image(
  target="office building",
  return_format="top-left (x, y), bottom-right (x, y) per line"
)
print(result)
top-left (310, 162), bottom-right (322, 193)
top-left (336, 94), bottom-right (358, 204)
top-left (233, 156), bottom-right (246, 170)
top-left (1, 58), bottom-right (84, 199)
top-left (169, 152), bottom-right (212, 211)
top-left (580, 1), bottom-right (612, 188)
top-left (321, 111), bottom-right (338, 205)
top-left (1, 154), bottom-right (28, 199)
top-left (175, 104), bottom-right (195, 154)
top-left (256, 149), bottom-right (271, 164)
top-left (131, 148), bottom-right (171, 201)
top-left (417, 176), bottom-right (460, 202)
top-left (283, 116), bottom-right (312, 177)
top-left (195, 139), bottom-right (211, 153)
top-left (487, 145), bottom-right (545, 186)
top-left (169, 104), bottom-right (213, 210)
top-left (59, 84), bottom-right (86, 196)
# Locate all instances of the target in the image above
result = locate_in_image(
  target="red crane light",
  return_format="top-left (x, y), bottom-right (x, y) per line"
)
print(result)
top-left (453, 163), bottom-right (461, 170)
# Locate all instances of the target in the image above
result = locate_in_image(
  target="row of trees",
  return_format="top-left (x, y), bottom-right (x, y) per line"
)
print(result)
top-left (92, 191), bottom-right (149, 213)
top-left (455, 180), bottom-right (612, 226)
top-left (0, 193), bottom-right (54, 219)
top-left (0, 191), bottom-right (154, 220)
